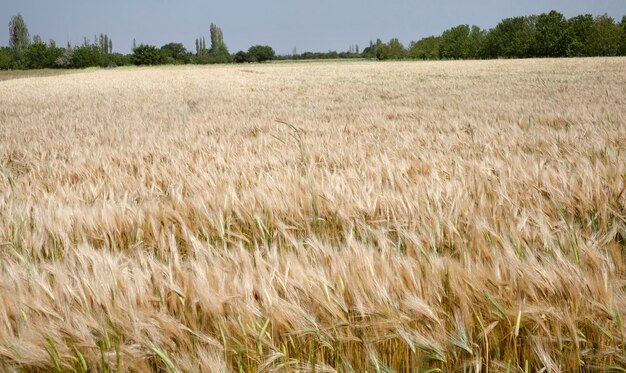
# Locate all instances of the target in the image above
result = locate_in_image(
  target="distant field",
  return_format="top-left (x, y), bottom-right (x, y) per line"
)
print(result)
top-left (0, 58), bottom-right (624, 372)
top-left (0, 68), bottom-right (80, 81)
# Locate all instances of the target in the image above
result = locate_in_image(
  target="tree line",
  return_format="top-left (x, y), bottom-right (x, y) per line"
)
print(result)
top-left (372, 11), bottom-right (626, 60)
top-left (0, 14), bottom-right (275, 69)
top-left (1, 10), bottom-right (625, 70)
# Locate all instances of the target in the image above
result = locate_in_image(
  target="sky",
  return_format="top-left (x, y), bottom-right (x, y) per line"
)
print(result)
top-left (1, 0), bottom-right (625, 55)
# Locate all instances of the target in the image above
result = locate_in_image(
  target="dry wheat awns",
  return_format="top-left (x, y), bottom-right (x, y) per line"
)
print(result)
top-left (0, 58), bottom-right (625, 372)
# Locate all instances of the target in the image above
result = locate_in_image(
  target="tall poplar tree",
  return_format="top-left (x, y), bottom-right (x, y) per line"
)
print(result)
top-left (9, 13), bottom-right (30, 59)
top-left (210, 23), bottom-right (224, 52)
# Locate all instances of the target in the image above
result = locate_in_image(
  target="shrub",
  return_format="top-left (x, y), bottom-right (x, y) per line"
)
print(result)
top-left (0, 47), bottom-right (15, 70)
top-left (160, 43), bottom-right (190, 64)
top-left (55, 48), bottom-right (74, 68)
top-left (234, 51), bottom-right (256, 63)
top-left (72, 45), bottom-right (104, 68)
top-left (104, 53), bottom-right (131, 67)
top-left (131, 44), bottom-right (166, 66)
top-left (247, 45), bottom-right (275, 62)
top-left (192, 51), bottom-right (232, 64)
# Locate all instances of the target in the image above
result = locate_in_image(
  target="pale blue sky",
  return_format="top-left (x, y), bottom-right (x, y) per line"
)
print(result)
top-left (1, 0), bottom-right (624, 54)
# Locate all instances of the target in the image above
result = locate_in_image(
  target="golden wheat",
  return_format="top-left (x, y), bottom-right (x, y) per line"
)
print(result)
top-left (0, 58), bottom-right (625, 372)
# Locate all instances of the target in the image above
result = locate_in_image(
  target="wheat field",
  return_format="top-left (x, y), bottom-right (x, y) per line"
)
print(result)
top-left (0, 58), bottom-right (625, 372)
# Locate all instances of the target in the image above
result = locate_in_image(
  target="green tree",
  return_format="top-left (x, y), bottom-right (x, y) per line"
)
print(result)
top-left (161, 43), bottom-right (190, 64)
top-left (618, 15), bottom-right (626, 55)
top-left (247, 45), bottom-right (275, 62)
top-left (210, 23), bottom-right (225, 53)
top-left (131, 44), bottom-right (166, 65)
top-left (104, 53), bottom-right (130, 67)
top-left (234, 50), bottom-right (255, 63)
top-left (565, 14), bottom-right (594, 56)
top-left (24, 35), bottom-right (62, 69)
top-left (55, 45), bottom-right (74, 68)
top-left (9, 13), bottom-right (30, 66)
top-left (103, 34), bottom-right (109, 54)
top-left (468, 26), bottom-right (485, 58)
top-left (361, 40), bottom-right (378, 59)
top-left (25, 38), bottom-right (48, 69)
top-left (440, 24), bottom-right (471, 59)
top-left (534, 10), bottom-right (567, 57)
top-left (376, 38), bottom-right (406, 60)
top-left (586, 14), bottom-right (621, 56)
top-left (481, 16), bottom-right (536, 58)
top-left (0, 47), bottom-right (14, 69)
top-left (72, 45), bottom-right (104, 68)
top-left (44, 41), bottom-right (64, 68)
top-left (408, 36), bottom-right (441, 59)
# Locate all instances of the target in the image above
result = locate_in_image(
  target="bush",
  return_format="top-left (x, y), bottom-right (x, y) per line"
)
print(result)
top-left (376, 38), bottom-right (406, 60)
top-left (55, 48), bottom-right (74, 68)
top-left (247, 45), bottom-right (275, 62)
top-left (131, 44), bottom-right (166, 66)
top-left (26, 41), bottom-right (47, 69)
top-left (160, 43), bottom-right (190, 64)
top-left (0, 47), bottom-right (15, 70)
top-left (409, 36), bottom-right (442, 60)
top-left (192, 51), bottom-right (232, 64)
top-left (234, 51), bottom-right (256, 63)
top-left (72, 45), bottom-right (104, 68)
top-left (104, 53), bottom-right (131, 67)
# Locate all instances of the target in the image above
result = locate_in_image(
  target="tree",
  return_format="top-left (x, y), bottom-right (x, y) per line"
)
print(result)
top-left (131, 44), bottom-right (166, 65)
top-left (408, 36), bottom-right (441, 59)
top-left (534, 11), bottom-right (567, 57)
top-left (44, 41), bottom-right (63, 68)
top-left (103, 34), bottom-right (109, 54)
top-left (565, 14), bottom-right (594, 56)
top-left (210, 23), bottom-right (224, 53)
top-left (247, 45), bottom-right (275, 62)
top-left (161, 42), bottom-right (190, 64)
top-left (619, 16), bottom-right (626, 56)
top-left (481, 16), bottom-right (536, 58)
top-left (586, 14), bottom-right (621, 56)
top-left (55, 45), bottom-right (73, 68)
top-left (72, 45), bottom-right (104, 68)
top-left (26, 38), bottom-right (47, 69)
top-left (104, 53), bottom-right (130, 67)
top-left (376, 38), bottom-right (406, 60)
top-left (0, 47), bottom-right (14, 70)
top-left (9, 13), bottom-right (30, 65)
top-left (467, 26), bottom-right (485, 58)
top-left (440, 24), bottom-right (472, 59)
top-left (234, 50), bottom-right (255, 63)
top-left (361, 40), bottom-right (380, 59)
